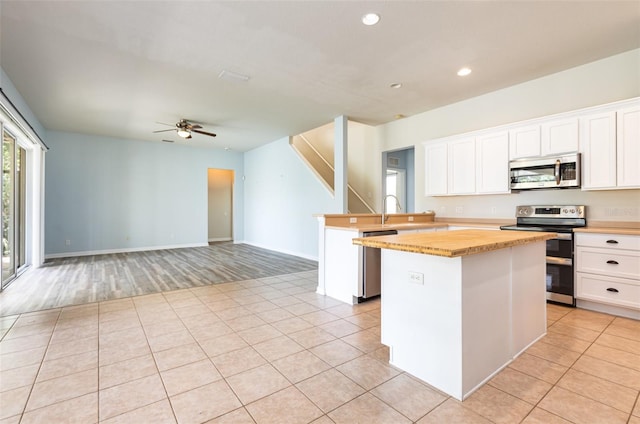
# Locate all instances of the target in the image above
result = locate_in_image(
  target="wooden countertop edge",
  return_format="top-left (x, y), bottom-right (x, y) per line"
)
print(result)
top-left (324, 223), bottom-right (448, 231)
top-left (574, 227), bottom-right (640, 236)
top-left (352, 230), bottom-right (555, 258)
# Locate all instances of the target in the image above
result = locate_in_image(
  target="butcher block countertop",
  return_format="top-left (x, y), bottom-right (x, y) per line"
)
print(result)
top-left (352, 229), bottom-right (556, 258)
top-left (327, 222), bottom-right (449, 232)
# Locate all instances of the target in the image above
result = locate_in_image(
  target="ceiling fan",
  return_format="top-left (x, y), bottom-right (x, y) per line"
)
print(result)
top-left (153, 119), bottom-right (217, 139)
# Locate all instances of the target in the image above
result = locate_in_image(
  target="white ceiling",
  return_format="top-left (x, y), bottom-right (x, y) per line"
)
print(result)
top-left (1, 1), bottom-right (639, 151)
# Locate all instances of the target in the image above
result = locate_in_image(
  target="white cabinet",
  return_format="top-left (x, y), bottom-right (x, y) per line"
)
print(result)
top-left (541, 117), bottom-right (579, 156)
top-left (509, 125), bottom-right (540, 159)
top-left (425, 142), bottom-right (448, 196)
top-left (580, 103), bottom-right (640, 190)
top-left (580, 112), bottom-right (617, 189)
top-left (509, 118), bottom-right (578, 160)
top-left (617, 105), bottom-right (640, 188)
top-left (425, 132), bottom-right (509, 196)
top-left (476, 131), bottom-right (509, 194)
top-left (448, 137), bottom-right (476, 195)
top-left (576, 232), bottom-right (640, 316)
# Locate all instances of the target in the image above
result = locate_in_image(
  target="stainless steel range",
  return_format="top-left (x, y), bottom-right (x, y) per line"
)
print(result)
top-left (501, 205), bottom-right (586, 306)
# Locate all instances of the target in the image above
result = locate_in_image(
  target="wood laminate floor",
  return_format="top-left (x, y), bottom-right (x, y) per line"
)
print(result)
top-left (0, 242), bottom-right (317, 317)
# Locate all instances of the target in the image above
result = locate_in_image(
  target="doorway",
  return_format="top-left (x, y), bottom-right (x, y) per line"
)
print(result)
top-left (385, 169), bottom-right (406, 213)
top-left (207, 169), bottom-right (234, 242)
top-left (382, 147), bottom-right (415, 213)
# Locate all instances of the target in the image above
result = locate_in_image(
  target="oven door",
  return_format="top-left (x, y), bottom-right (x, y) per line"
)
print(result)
top-left (546, 257), bottom-right (574, 305)
top-left (545, 233), bottom-right (573, 257)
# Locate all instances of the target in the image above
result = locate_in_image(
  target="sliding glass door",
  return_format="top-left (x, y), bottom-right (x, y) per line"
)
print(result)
top-left (2, 128), bottom-right (26, 289)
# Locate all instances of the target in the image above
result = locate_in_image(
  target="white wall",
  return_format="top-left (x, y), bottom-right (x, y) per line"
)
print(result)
top-left (243, 136), bottom-right (335, 260)
top-left (45, 131), bottom-right (244, 257)
top-left (378, 49), bottom-right (640, 222)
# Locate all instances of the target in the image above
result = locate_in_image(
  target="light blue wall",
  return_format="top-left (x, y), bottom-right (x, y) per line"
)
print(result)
top-left (243, 137), bottom-right (334, 260)
top-left (45, 131), bottom-right (244, 256)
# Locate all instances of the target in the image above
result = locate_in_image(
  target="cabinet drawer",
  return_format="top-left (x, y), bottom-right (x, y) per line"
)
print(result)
top-left (576, 248), bottom-right (640, 280)
top-left (576, 273), bottom-right (640, 310)
top-left (575, 233), bottom-right (640, 251)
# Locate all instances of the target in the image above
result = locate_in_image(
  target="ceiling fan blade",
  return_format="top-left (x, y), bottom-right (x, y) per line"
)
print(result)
top-left (153, 129), bottom-right (176, 133)
top-left (156, 122), bottom-right (176, 127)
top-left (191, 128), bottom-right (216, 137)
top-left (162, 139), bottom-right (175, 143)
top-left (188, 124), bottom-right (203, 130)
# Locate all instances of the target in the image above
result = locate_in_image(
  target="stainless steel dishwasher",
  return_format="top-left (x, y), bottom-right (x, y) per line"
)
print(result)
top-left (361, 230), bottom-right (398, 301)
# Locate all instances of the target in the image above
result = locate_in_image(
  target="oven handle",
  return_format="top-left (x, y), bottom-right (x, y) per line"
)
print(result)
top-left (547, 256), bottom-right (572, 266)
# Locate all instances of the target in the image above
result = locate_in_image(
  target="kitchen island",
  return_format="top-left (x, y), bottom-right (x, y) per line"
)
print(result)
top-left (353, 229), bottom-right (555, 401)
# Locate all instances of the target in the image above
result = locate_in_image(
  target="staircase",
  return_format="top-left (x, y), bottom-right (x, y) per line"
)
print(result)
top-left (290, 134), bottom-right (375, 214)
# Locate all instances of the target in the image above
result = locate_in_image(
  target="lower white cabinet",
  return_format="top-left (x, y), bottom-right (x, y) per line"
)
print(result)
top-left (575, 233), bottom-right (640, 314)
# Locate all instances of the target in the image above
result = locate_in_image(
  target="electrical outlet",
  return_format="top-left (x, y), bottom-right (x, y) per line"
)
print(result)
top-left (349, 217), bottom-right (357, 224)
top-left (455, 206), bottom-right (464, 214)
top-left (408, 216), bottom-right (414, 222)
top-left (491, 207), bottom-right (497, 215)
top-left (408, 271), bottom-right (424, 285)
top-left (65, 239), bottom-right (71, 246)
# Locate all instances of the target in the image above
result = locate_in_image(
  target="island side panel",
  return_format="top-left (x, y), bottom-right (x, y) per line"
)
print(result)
top-left (323, 228), bottom-right (361, 305)
top-left (511, 242), bottom-right (547, 356)
top-left (380, 249), bottom-right (464, 399)
top-left (460, 249), bottom-right (512, 398)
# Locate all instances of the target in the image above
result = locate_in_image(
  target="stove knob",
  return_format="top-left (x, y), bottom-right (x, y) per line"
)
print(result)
top-left (570, 208), bottom-right (575, 213)
top-left (563, 208), bottom-right (568, 214)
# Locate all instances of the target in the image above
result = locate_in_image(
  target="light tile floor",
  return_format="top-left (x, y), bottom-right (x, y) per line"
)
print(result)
top-left (1, 270), bottom-right (639, 424)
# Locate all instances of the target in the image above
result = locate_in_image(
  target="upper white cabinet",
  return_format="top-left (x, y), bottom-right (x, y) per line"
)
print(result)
top-left (580, 103), bottom-right (640, 190)
top-left (580, 112), bottom-right (617, 189)
top-left (425, 141), bottom-right (448, 196)
top-left (509, 118), bottom-right (578, 160)
top-left (617, 105), bottom-right (640, 188)
top-left (425, 131), bottom-right (509, 196)
top-left (448, 137), bottom-right (476, 195)
top-left (541, 117), bottom-right (579, 156)
top-left (509, 125), bottom-right (540, 159)
top-left (476, 131), bottom-right (509, 194)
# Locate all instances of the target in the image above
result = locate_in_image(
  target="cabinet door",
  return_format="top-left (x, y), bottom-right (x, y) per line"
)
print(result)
top-left (448, 137), bottom-right (476, 195)
top-left (541, 117), bottom-right (579, 156)
top-left (580, 112), bottom-right (616, 189)
top-left (476, 131), bottom-right (509, 194)
top-left (509, 125), bottom-right (540, 159)
top-left (617, 105), bottom-right (640, 188)
top-left (425, 142), bottom-right (448, 196)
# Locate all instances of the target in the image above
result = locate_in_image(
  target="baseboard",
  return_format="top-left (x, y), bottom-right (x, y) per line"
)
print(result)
top-left (208, 237), bottom-right (232, 242)
top-left (44, 242), bottom-right (209, 260)
top-left (240, 240), bottom-right (319, 262)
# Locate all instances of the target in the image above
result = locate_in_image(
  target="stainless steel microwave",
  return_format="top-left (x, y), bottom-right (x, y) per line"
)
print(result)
top-left (509, 153), bottom-right (580, 190)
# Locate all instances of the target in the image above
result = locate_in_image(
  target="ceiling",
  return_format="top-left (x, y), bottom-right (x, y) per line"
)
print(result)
top-left (1, 1), bottom-right (639, 152)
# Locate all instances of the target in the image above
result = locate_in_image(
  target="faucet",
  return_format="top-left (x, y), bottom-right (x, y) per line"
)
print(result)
top-left (382, 194), bottom-right (402, 224)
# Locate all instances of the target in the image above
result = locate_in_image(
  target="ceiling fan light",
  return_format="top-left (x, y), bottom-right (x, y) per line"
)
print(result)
top-left (177, 129), bottom-right (191, 138)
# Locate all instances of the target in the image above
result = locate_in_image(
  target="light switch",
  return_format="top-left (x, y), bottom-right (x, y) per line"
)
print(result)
top-left (349, 217), bottom-right (357, 223)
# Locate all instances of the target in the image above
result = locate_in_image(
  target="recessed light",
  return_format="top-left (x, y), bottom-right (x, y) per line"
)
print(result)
top-left (390, 83), bottom-right (402, 89)
top-left (362, 13), bottom-right (380, 26)
top-left (457, 67), bottom-right (472, 77)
